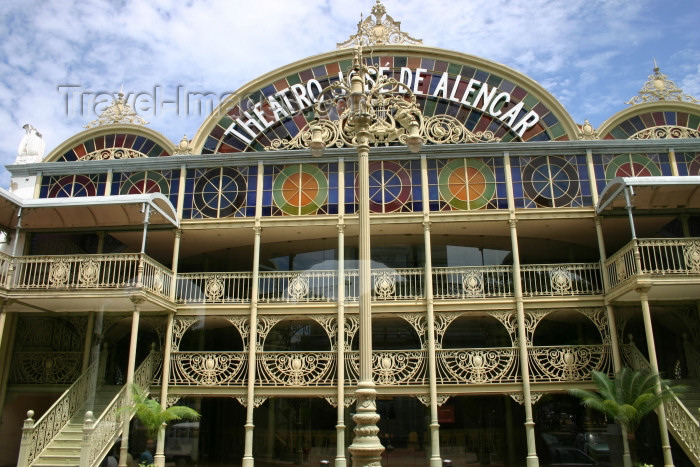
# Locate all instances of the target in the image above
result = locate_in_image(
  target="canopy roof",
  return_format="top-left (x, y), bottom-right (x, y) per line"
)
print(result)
top-left (597, 176), bottom-right (700, 215)
top-left (0, 190), bottom-right (178, 230)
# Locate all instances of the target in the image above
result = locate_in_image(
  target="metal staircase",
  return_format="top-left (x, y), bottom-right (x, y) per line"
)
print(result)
top-left (28, 385), bottom-right (120, 467)
top-left (17, 350), bottom-right (158, 467)
top-left (623, 344), bottom-right (700, 464)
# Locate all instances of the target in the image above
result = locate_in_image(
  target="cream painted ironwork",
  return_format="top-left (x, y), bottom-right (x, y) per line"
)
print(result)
top-left (433, 266), bottom-right (514, 299)
top-left (434, 312), bottom-right (465, 348)
top-left (80, 350), bottom-right (158, 467)
top-left (258, 270), bottom-right (338, 303)
top-left (336, 0), bottom-right (422, 49)
top-left (0, 251), bottom-right (11, 287)
top-left (373, 350), bottom-right (427, 385)
top-left (141, 256), bottom-right (173, 298)
top-left (371, 268), bottom-right (424, 300)
top-left (10, 351), bottom-right (83, 384)
top-left (606, 238), bottom-right (700, 289)
top-left (520, 263), bottom-right (603, 296)
top-left (528, 345), bottom-right (613, 382)
top-left (630, 125), bottom-right (700, 140)
top-left (170, 351), bottom-right (247, 386)
top-left (256, 351), bottom-right (337, 386)
top-left (171, 317), bottom-right (198, 351)
top-left (436, 347), bottom-right (520, 384)
top-left (81, 148), bottom-right (148, 161)
top-left (17, 359), bottom-right (100, 466)
top-left (398, 313), bottom-right (427, 349)
top-left (84, 91), bottom-right (149, 128)
top-left (626, 64), bottom-right (699, 105)
top-left (11, 254), bottom-right (171, 295)
top-left (486, 311), bottom-right (519, 345)
top-left (622, 344), bottom-right (700, 463)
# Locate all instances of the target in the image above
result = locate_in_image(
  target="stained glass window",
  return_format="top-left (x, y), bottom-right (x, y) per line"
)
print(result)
top-left (183, 166), bottom-right (256, 219)
top-left (677, 153), bottom-right (700, 176)
top-left (363, 161), bottom-right (419, 213)
top-left (592, 153), bottom-right (669, 194)
top-left (511, 155), bottom-right (589, 208)
top-left (262, 164), bottom-right (336, 216)
top-left (428, 157), bottom-right (506, 211)
top-left (42, 174), bottom-right (104, 198)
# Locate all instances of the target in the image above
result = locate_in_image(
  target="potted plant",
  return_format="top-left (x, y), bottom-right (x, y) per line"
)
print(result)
top-left (121, 383), bottom-right (200, 467)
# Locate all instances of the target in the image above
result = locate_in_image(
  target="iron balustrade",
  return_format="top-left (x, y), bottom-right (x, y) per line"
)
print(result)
top-left (436, 347), bottom-right (520, 384)
top-left (256, 351), bottom-right (337, 386)
top-left (527, 345), bottom-right (613, 382)
top-left (2, 255), bottom-right (609, 302)
top-left (16, 359), bottom-right (100, 467)
top-left (176, 272), bottom-right (252, 304)
top-left (79, 350), bottom-right (158, 467)
top-left (520, 263), bottom-right (603, 296)
top-left (621, 344), bottom-right (700, 464)
top-left (432, 265), bottom-right (514, 298)
top-left (10, 253), bottom-right (172, 298)
top-left (606, 238), bottom-right (700, 289)
top-left (169, 351), bottom-right (248, 386)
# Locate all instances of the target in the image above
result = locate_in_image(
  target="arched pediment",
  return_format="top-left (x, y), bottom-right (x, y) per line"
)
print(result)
top-left (192, 45), bottom-right (579, 154)
top-left (597, 101), bottom-right (700, 140)
top-left (43, 124), bottom-right (175, 163)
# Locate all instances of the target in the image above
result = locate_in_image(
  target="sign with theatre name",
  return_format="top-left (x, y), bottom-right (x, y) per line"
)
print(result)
top-left (202, 54), bottom-right (569, 154)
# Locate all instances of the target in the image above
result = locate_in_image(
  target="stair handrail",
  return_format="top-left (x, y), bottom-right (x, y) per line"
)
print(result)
top-left (80, 349), bottom-right (158, 467)
top-left (622, 343), bottom-right (700, 463)
top-left (16, 358), bottom-right (100, 467)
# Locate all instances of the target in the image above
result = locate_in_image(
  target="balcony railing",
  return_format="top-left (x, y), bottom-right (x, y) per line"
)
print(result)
top-left (176, 273), bottom-right (252, 304)
top-left (433, 266), bottom-right (514, 299)
top-left (521, 263), bottom-right (603, 296)
top-left (165, 345), bottom-right (613, 388)
top-left (169, 351), bottom-right (248, 386)
top-left (4, 254), bottom-right (607, 303)
top-left (528, 345), bottom-right (613, 382)
top-left (436, 347), bottom-right (520, 384)
top-left (10, 253), bottom-right (172, 298)
top-left (606, 238), bottom-right (700, 289)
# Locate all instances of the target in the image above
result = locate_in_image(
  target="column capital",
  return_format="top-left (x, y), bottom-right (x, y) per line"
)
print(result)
top-left (337, 223), bottom-right (346, 234)
top-left (253, 225), bottom-right (262, 235)
top-left (174, 229), bottom-right (182, 239)
top-left (635, 285), bottom-right (652, 295)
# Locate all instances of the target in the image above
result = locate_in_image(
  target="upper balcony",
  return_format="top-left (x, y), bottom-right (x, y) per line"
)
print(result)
top-left (0, 252), bottom-right (603, 311)
top-left (605, 237), bottom-right (700, 301)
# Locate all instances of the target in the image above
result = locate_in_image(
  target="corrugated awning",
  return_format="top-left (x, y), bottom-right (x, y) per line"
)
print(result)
top-left (596, 176), bottom-right (700, 215)
top-left (0, 189), bottom-right (178, 230)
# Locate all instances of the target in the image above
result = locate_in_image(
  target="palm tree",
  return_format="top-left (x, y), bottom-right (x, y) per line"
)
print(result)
top-left (119, 383), bottom-right (201, 467)
top-left (569, 368), bottom-right (682, 462)
top-left (123, 383), bottom-right (201, 439)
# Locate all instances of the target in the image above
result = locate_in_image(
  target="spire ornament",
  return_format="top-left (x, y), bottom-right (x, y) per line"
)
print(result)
top-left (85, 91), bottom-right (149, 128)
top-left (626, 62), bottom-right (698, 105)
top-left (337, 1), bottom-right (422, 49)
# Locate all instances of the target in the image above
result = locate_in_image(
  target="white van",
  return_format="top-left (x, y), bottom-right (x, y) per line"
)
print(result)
top-left (166, 422), bottom-right (199, 466)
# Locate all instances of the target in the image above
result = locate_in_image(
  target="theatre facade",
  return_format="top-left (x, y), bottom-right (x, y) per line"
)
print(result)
top-left (2, 3), bottom-right (700, 466)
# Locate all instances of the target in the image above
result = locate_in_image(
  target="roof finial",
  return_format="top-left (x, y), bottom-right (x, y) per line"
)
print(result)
top-left (626, 62), bottom-right (698, 105)
top-left (84, 90), bottom-right (149, 128)
top-left (337, 0), bottom-right (423, 49)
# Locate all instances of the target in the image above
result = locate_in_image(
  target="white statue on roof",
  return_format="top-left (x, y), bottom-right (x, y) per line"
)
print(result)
top-left (16, 124), bottom-right (45, 164)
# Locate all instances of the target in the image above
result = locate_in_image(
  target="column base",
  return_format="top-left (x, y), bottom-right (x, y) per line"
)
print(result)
top-left (429, 456), bottom-right (443, 467)
top-left (622, 452), bottom-right (633, 467)
top-left (242, 457), bottom-right (255, 467)
top-left (153, 454), bottom-right (165, 467)
top-left (526, 454), bottom-right (540, 467)
top-left (348, 382), bottom-right (384, 467)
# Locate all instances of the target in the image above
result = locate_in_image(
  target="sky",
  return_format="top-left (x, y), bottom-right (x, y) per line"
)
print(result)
top-left (1, 0), bottom-right (699, 188)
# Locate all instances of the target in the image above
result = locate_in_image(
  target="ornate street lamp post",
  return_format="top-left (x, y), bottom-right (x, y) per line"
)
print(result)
top-left (272, 46), bottom-right (424, 466)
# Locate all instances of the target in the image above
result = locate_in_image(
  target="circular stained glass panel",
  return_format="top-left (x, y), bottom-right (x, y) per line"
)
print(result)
top-left (120, 172), bottom-right (169, 195)
top-left (273, 165), bottom-right (328, 215)
top-left (366, 161), bottom-right (411, 213)
top-left (438, 159), bottom-right (495, 210)
top-left (522, 156), bottom-right (579, 207)
top-left (49, 175), bottom-right (98, 198)
top-left (605, 154), bottom-right (661, 180)
top-left (194, 168), bottom-right (247, 218)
